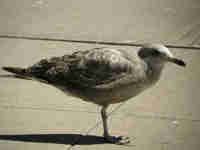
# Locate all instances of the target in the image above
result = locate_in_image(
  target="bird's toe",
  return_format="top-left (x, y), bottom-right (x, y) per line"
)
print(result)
top-left (104, 135), bottom-right (131, 145)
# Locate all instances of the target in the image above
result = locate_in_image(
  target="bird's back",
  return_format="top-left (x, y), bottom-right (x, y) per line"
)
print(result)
top-left (25, 48), bottom-right (141, 85)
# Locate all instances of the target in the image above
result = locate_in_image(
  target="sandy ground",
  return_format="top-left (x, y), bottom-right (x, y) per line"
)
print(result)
top-left (0, 0), bottom-right (200, 150)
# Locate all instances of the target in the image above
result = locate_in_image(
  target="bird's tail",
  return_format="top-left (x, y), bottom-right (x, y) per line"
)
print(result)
top-left (2, 66), bottom-right (28, 76)
top-left (1, 66), bottom-right (48, 84)
top-left (1, 66), bottom-right (33, 80)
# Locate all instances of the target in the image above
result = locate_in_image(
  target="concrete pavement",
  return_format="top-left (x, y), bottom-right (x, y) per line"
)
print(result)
top-left (0, 0), bottom-right (200, 150)
top-left (0, 0), bottom-right (200, 45)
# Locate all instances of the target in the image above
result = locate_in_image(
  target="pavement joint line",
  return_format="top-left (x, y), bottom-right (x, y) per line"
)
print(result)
top-left (0, 104), bottom-right (98, 114)
top-left (0, 34), bottom-right (200, 50)
top-left (1, 104), bottom-right (200, 122)
top-left (123, 112), bottom-right (200, 122)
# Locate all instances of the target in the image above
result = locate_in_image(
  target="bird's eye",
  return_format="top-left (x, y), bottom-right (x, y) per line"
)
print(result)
top-left (151, 50), bottom-right (160, 56)
top-left (138, 48), bottom-right (161, 58)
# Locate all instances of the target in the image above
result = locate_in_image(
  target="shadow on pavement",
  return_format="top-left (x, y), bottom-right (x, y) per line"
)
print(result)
top-left (0, 134), bottom-right (108, 145)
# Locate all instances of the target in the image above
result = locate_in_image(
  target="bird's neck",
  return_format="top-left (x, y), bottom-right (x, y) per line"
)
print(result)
top-left (143, 58), bottom-right (165, 85)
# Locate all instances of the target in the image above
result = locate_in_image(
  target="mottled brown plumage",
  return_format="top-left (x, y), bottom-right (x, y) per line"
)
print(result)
top-left (17, 48), bottom-right (148, 106)
top-left (2, 44), bottom-right (186, 144)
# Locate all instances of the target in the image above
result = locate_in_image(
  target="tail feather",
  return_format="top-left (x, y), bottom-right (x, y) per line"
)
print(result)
top-left (2, 66), bottom-right (49, 84)
top-left (2, 66), bottom-right (28, 76)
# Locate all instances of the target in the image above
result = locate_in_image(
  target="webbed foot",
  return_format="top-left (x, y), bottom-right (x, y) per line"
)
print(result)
top-left (104, 135), bottom-right (130, 145)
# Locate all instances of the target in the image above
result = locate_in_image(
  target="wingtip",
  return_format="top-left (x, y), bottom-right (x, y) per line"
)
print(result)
top-left (2, 66), bottom-right (11, 71)
top-left (2, 66), bottom-right (26, 75)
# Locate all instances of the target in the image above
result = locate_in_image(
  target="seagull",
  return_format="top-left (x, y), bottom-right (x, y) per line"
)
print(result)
top-left (2, 43), bottom-right (186, 144)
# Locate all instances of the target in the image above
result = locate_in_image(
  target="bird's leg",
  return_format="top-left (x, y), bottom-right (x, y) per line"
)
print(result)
top-left (101, 105), bottom-right (109, 138)
top-left (101, 105), bottom-right (130, 145)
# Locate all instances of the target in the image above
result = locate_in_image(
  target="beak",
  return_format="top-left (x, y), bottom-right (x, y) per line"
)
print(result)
top-left (167, 57), bottom-right (186, 67)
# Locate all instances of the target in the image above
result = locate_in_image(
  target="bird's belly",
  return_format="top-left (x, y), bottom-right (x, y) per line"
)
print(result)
top-left (104, 84), bottom-right (148, 104)
top-left (56, 81), bottom-right (153, 106)
top-left (80, 83), bottom-right (150, 106)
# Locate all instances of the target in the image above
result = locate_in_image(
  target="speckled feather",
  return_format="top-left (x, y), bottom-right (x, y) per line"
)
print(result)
top-left (20, 47), bottom-right (149, 105)
top-left (4, 46), bottom-right (168, 106)
top-left (27, 48), bottom-right (146, 88)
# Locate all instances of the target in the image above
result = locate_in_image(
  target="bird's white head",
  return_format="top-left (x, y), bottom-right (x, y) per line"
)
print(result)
top-left (138, 43), bottom-right (186, 67)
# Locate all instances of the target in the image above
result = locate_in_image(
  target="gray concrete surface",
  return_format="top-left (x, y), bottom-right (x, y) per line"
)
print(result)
top-left (0, 0), bottom-right (200, 150)
top-left (0, 0), bottom-right (200, 45)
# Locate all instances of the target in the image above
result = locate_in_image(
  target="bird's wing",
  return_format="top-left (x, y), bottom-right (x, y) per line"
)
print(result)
top-left (63, 48), bottom-right (140, 88)
top-left (26, 47), bottom-right (143, 88)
